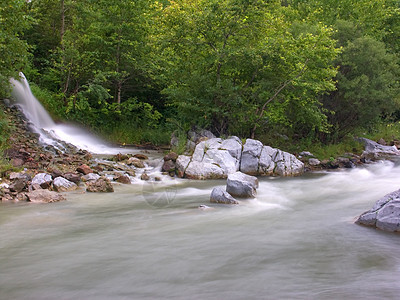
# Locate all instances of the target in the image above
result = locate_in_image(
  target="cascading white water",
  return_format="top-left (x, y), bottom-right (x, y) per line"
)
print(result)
top-left (9, 73), bottom-right (135, 155)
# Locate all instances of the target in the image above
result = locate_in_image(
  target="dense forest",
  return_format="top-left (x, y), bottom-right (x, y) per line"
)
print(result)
top-left (1, 0), bottom-right (400, 154)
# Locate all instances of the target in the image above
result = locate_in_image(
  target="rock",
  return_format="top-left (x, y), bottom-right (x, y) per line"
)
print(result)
top-left (86, 177), bottom-right (114, 193)
top-left (76, 164), bottom-right (93, 175)
top-left (258, 146), bottom-right (278, 175)
top-left (377, 138), bottom-right (387, 145)
top-left (9, 172), bottom-right (31, 181)
top-left (114, 174), bottom-right (131, 184)
top-left (127, 157), bottom-right (145, 168)
top-left (81, 173), bottom-right (100, 182)
top-left (220, 136), bottom-right (243, 168)
top-left (48, 168), bottom-right (63, 179)
top-left (210, 187), bottom-right (239, 204)
top-left (164, 152), bottom-right (179, 162)
top-left (32, 173), bottom-right (53, 189)
top-left (11, 158), bottom-right (24, 167)
top-left (198, 204), bottom-right (213, 210)
top-left (26, 189), bottom-right (66, 203)
top-left (308, 158), bottom-right (321, 166)
top-left (183, 138), bottom-right (238, 179)
top-left (274, 150), bottom-right (304, 176)
top-left (175, 155), bottom-right (191, 178)
top-left (226, 171), bottom-right (258, 198)
top-left (356, 189), bottom-right (400, 232)
top-left (358, 137), bottom-right (400, 158)
top-left (53, 177), bottom-right (78, 192)
top-left (63, 172), bottom-right (81, 184)
top-left (162, 160), bottom-right (176, 172)
top-left (240, 139), bottom-right (263, 175)
top-left (299, 151), bottom-right (315, 158)
top-left (185, 161), bottom-right (225, 180)
top-left (114, 153), bottom-right (129, 161)
top-left (9, 178), bottom-right (28, 192)
top-left (188, 128), bottom-right (216, 144)
top-left (154, 176), bottom-right (162, 182)
top-left (133, 153), bottom-right (149, 160)
top-left (140, 173), bottom-right (150, 181)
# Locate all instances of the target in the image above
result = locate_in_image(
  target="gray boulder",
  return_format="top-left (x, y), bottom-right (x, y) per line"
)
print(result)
top-left (274, 150), bottom-right (304, 176)
top-left (356, 189), bottom-right (400, 232)
top-left (185, 161), bottom-right (225, 180)
top-left (240, 139), bottom-right (263, 175)
top-left (358, 137), bottom-right (400, 158)
top-left (226, 171), bottom-right (258, 198)
top-left (176, 155), bottom-right (191, 178)
top-left (32, 173), bottom-right (53, 189)
top-left (210, 187), bottom-right (239, 204)
top-left (183, 138), bottom-right (238, 179)
top-left (53, 177), bottom-right (78, 192)
top-left (26, 189), bottom-right (66, 203)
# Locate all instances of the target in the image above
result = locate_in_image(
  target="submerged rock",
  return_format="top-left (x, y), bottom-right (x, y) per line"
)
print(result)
top-left (86, 177), bottom-right (114, 193)
top-left (226, 171), bottom-right (258, 198)
top-left (114, 174), bottom-right (131, 184)
top-left (210, 187), bottom-right (239, 204)
top-left (356, 189), bottom-right (400, 232)
top-left (26, 189), bottom-right (66, 203)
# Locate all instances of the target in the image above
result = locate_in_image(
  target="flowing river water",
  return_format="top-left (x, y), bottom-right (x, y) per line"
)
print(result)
top-left (1, 160), bottom-right (400, 299)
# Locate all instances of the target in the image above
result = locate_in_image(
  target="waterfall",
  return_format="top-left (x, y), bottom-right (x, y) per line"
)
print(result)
top-left (9, 73), bottom-right (133, 155)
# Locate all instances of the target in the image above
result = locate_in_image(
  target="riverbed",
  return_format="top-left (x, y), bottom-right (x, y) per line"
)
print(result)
top-left (1, 160), bottom-right (400, 299)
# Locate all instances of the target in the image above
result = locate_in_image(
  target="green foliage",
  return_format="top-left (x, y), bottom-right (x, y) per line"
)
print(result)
top-left (0, 108), bottom-right (10, 150)
top-left (156, 0), bottom-right (338, 137)
top-left (323, 35), bottom-right (400, 139)
top-left (0, 0), bottom-right (32, 97)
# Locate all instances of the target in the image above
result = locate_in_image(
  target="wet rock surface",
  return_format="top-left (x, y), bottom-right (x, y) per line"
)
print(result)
top-left (356, 189), bottom-right (400, 232)
top-left (210, 187), bottom-right (239, 205)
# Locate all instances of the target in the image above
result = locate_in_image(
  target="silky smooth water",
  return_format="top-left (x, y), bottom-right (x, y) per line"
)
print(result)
top-left (10, 73), bottom-right (134, 155)
top-left (1, 161), bottom-right (400, 299)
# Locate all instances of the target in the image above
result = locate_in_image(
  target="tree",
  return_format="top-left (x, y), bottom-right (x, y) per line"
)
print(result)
top-left (0, 0), bottom-right (31, 96)
top-left (156, 0), bottom-right (338, 137)
top-left (323, 35), bottom-right (400, 138)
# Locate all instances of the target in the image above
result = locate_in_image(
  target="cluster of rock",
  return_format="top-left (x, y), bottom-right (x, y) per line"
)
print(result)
top-left (0, 150), bottom-right (157, 203)
top-left (165, 137), bottom-right (304, 180)
top-left (210, 171), bottom-right (259, 205)
top-left (356, 189), bottom-right (400, 232)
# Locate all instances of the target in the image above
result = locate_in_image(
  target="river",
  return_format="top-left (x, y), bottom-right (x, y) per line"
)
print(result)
top-left (1, 160), bottom-right (400, 299)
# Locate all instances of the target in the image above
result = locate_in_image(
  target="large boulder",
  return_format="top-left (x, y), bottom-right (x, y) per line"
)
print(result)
top-left (358, 137), bottom-right (400, 158)
top-left (226, 171), bottom-right (258, 198)
top-left (356, 189), bottom-right (400, 232)
top-left (274, 150), bottom-right (304, 176)
top-left (86, 177), bottom-right (114, 193)
top-left (175, 155), bottom-right (191, 178)
top-left (183, 138), bottom-right (239, 179)
top-left (240, 139), bottom-right (263, 175)
top-left (53, 177), bottom-right (78, 192)
top-left (26, 189), bottom-right (66, 203)
top-left (210, 187), bottom-right (239, 204)
top-left (176, 137), bottom-right (304, 179)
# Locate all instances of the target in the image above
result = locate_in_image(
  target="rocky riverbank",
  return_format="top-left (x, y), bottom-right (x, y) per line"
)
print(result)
top-left (0, 102), bottom-right (159, 202)
top-left (2, 100), bottom-right (400, 204)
